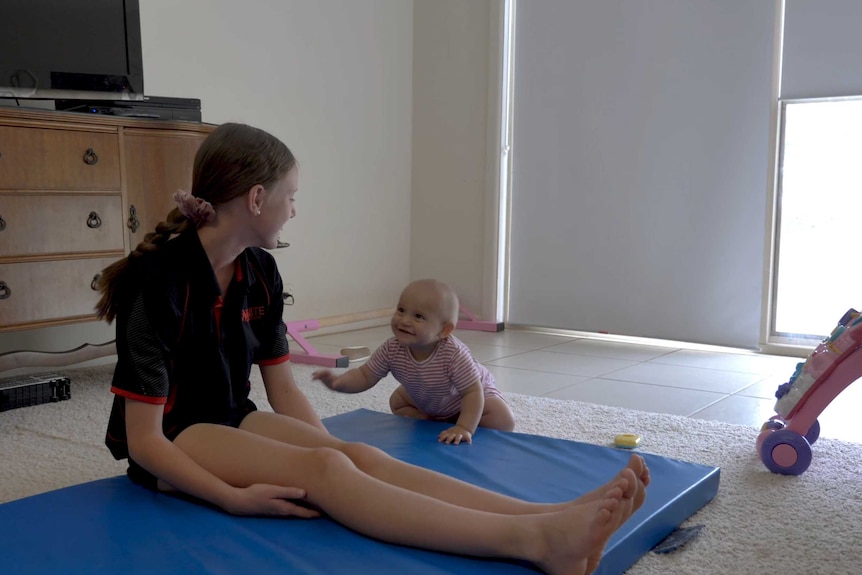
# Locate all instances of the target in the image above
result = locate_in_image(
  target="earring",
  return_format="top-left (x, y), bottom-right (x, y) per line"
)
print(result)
top-left (254, 209), bottom-right (261, 216)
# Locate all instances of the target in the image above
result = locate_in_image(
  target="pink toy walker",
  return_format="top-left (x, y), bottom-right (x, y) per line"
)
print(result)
top-left (757, 308), bottom-right (862, 475)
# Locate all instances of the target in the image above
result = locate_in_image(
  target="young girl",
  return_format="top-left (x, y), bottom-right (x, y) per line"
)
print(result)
top-left (314, 278), bottom-right (516, 445)
top-left (96, 122), bottom-right (650, 575)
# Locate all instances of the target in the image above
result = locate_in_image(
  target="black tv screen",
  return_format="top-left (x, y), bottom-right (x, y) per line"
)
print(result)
top-left (0, 0), bottom-right (144, 96)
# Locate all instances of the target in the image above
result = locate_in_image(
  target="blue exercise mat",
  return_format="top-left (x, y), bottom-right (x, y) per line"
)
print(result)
top-left (0, 408), bottom-right (719, 575)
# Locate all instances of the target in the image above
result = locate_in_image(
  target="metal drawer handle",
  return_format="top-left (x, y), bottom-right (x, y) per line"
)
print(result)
top-left (127, 205), bottom-right (140, 233)
top-left (0, 281), bottom-right (10, 300)
top-left (0, 215), bottom-right (5, 231)
top-left (83, 148), bottom-right (99, 166)
top-left (86, 211), bottom-right (102, 229)
top-left (91, 273), bottom-right (102, 291)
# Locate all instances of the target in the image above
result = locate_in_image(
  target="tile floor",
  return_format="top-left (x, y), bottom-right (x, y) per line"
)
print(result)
top-left (303, 325), bottom-right (862, 444)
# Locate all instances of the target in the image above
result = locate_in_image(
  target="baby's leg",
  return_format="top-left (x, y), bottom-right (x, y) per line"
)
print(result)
top-left (389, 385), bottom-right (430, 420)
top-left (479, 395), bottom-right (516, 431)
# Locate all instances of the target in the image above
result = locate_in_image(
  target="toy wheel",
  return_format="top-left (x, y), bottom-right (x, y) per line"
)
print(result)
top-left (805, 419), bottom-right (821, 445)
top-left (760, 429), bottom-right (812, 475)
top-left (755, 430), bottom-right (770, 453)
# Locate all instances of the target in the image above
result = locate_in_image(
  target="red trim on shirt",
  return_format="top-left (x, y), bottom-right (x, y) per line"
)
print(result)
top-left (111, 387), bottom-right (168, 405)
top-left (258, 353), bottom-right (291, 366)
top-left (105, 431), bottom-right (124, 443)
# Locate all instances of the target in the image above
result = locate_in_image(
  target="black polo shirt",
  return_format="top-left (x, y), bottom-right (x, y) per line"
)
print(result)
top-left (105, 230), bottom-right (290, 460)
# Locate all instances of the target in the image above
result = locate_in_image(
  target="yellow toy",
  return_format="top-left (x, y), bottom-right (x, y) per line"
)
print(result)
top-left (614, 433), bottom-right (641, 449)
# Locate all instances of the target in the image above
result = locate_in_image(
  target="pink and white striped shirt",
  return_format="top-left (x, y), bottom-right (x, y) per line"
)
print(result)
top-left (365, 335), bottom-right (503, 419)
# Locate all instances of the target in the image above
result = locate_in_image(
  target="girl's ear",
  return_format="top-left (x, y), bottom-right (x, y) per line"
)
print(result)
top-left (247, 184), bottom-right (265, 215)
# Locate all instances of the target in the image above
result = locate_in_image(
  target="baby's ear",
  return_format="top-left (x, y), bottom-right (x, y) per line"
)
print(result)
top-left (439, 321), bottom-right (456, 339)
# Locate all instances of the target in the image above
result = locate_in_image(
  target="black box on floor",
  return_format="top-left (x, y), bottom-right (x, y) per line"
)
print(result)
top-left (0, 373), bottom-right (71, 412)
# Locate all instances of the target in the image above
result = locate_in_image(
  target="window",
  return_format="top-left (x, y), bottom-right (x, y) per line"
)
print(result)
top-left (771, 97), bottom-right (862, 343)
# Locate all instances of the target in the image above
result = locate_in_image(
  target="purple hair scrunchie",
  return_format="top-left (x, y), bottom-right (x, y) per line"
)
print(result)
top-left (173, 190), bottom-right (216, 225)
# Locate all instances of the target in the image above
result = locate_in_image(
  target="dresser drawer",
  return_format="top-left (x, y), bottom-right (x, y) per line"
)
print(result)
top-left (0, 126), bottom-right (121, 190)
top-left (0, 194), bottom-right (124, 257)
top-left (0, 257), bottom-right (119, 329)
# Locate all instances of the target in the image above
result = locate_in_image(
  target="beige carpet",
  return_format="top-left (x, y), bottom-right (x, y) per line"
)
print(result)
top-left (2, 363), bottom-right (861, 575)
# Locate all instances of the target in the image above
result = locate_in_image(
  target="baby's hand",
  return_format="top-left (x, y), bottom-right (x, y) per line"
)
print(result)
top-left (312, 369), bottom-right (337, 388)
top-left (438, 425), bottom-right (473, 445)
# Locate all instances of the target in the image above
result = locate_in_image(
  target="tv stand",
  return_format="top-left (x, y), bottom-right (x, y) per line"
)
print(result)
top-left (0, 107), bottom-right (214, 373)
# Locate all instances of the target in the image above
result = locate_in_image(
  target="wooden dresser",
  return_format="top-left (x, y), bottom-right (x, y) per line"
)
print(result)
top-left (0, 108), bottom-right (214, 335)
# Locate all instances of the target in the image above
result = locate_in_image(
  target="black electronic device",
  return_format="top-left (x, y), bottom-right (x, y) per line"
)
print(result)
top-left (0, 373), bottom-right (71, 412)
top-left (56, 96), bottom-right (202, 122)
top-left (0, 0), bottom-right (144, 97)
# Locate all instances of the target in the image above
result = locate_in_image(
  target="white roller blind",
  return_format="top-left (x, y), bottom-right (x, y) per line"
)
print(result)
top-left (508, 0), bottom-right (776, 348)
top-left (782, 0), bottom-right (862, 99)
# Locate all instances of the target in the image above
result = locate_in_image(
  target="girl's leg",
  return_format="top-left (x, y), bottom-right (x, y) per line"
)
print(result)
top-left (478, 395), bottom-right (516, 431)
top-left (173, 423), bottom-right (633, 575)
top-left (241, 411), bottom-right (649, 516)
top-left (388, 385), bottom-right (429, 419)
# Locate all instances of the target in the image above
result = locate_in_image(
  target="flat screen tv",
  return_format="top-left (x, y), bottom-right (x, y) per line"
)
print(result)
top-left (0, 0), bottom-right (144, 99)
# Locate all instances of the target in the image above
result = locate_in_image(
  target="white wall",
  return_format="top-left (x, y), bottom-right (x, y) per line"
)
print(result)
top-left (410, 0), bottom-right (500, 319)
top-left (1, 0), bottom-right (417, 361)
top-left (140, 0), bottom-right (414, 320)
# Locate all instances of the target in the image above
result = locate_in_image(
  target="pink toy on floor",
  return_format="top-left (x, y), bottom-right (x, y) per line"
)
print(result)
top-left (757, 308), bottom-right (862, 475)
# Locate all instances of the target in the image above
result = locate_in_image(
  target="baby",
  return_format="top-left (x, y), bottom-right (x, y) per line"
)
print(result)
top-left (313, 279), bottom-right (515, 444)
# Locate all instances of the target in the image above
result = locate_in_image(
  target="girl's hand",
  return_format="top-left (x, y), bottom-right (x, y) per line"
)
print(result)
top-left (225, 484), bottom-right (321, 518)
top-left (438, 425), bottom-right (473, 445)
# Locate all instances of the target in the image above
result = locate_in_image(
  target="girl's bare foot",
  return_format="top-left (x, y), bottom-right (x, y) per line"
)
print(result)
top-left (533, 490), bottom-right (627, 575)
top-left (583, 456), bottom-right (650, 573)
top-left (574, 454), bottom-right (649, 510)
top-left (536, 454), bottom-right (650, 575)
top-left (621, 454), bottom-right (649, 513)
